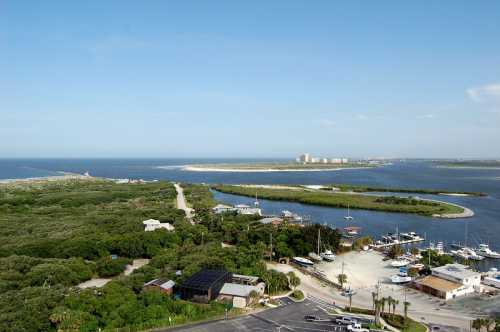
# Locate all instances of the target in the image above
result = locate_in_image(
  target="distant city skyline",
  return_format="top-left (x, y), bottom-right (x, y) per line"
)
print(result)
top-left (1, 1), bottom-right (500, 159)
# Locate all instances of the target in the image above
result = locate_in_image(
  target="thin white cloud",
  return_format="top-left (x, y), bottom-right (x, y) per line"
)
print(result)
top-left (356, 114), bottom-right (368, 120)
top-left (417, 114), bottom-right (436, 119)
top-left (86, 36), bottom-right (153, 56)
top-left (319, 119), bottom-right (336, 127)
top-left (466, 83), bottom-right (500, 103)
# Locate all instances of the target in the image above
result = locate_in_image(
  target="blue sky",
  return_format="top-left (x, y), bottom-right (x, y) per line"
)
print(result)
top-left (1, 1), bottom-right (499, 158)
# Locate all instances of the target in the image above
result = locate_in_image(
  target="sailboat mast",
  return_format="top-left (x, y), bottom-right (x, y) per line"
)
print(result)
top-left (465, 219), bottom-right (468, 248)
top-left (317, 228), bottom-right (321, 256)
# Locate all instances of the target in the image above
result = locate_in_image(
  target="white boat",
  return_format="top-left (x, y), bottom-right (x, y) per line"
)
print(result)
top-left (409, 263), bottom-right (425, 270)
top-left (391, 259), bottom-right (410, 268)
top-left (391, 275), bottom-right (412, 284)
top-left (292, 257), bottom-right (314, 266)
top-left (320, 250), bottom-right (336, 262)
top-left (475, 244), bottom-right (500, 259)
top-left (344, 204), bottom-right (353, 221)
top-left (452, 248), bottom-right (485, 261)
top-left (308, 252), bottom-right (323, 262)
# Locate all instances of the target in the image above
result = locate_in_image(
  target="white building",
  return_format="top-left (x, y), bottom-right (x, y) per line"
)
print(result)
top-left (310, 157), bottom-right (320, 163)
top-left (218, 283), bottom-right (264, 308)
top-left (329, 158), bottom-right (342, 164)
top-left (415, 264), bottom-right (481, 300)
top-left (432, 264), bottom-right (481, 289)
top-left (298, 153), bottom-right (310, 163)
top-left (212, 204), bottom-right (235, 214)
top-left (482, 268), bottom-right (500, 289)
top-left (234, 204), bottom-right (262, 216)
top-left (142, 219), bottom-right (175, 232)
top-left (212, 204), bottom-right (261, 216)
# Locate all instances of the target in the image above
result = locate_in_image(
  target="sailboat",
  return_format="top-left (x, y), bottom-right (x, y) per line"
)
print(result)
top-left (451, 220), bottom-right (484, 261)
top-left (308, 229), bottom-right (323, 262)
top-left (344, 204), bottom-right (353, 221)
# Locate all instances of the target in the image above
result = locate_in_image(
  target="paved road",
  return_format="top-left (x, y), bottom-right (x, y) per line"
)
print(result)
top-left (174, 183), bottom-right (194, 224)
top-left (161, 298), bottom-right (349, 332)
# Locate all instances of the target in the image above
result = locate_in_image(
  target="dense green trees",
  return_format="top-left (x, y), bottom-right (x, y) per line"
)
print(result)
top-left (0, 181), bottom-right (339, 331)
top-left (420, 249), bottom-right (454, 267)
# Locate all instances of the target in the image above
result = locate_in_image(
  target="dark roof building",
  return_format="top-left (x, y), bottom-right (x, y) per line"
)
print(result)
top-left (179, 269), bottom-right (232, 303)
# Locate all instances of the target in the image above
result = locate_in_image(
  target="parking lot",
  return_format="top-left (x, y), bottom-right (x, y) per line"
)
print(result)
top-left (163, 297), bottom-right (351, 332)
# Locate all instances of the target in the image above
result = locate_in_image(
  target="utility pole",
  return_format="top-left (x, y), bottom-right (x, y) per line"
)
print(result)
top-left (270, 233), bottom-right (273, 262)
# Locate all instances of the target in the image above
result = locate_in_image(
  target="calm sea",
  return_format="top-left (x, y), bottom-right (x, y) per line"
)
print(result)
top-left (1, 158), bottom-right (499, 271)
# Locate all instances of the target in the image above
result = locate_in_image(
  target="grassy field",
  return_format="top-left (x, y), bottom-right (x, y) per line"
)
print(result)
top-left (321, 183), bottom-right (486, 196)
top-left (212, 184), bottom-right (464, 216)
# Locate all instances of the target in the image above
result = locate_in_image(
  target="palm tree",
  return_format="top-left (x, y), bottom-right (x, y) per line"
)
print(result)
top-left (337, 274), bottom-right (347, 288)
top-left (403, 301), bottom-right (411, 323)
top-left (387, 296), bottom-right (394, 315)
top-left (371, 292), bottom-right (377, 311)
top-left (392, 299), bottom-right (399, 316)
top-left (472, 318), bottom-right (482, 332)
top-left (374, 299), bottom-right (382, 326)
top-left (287, 272), bottom-right (300, 290)
top-left (381, 297), bottom-right (387, 315)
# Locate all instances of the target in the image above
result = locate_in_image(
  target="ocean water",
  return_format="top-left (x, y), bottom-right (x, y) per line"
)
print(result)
top-left (1, 158), bottom-right (499, 270)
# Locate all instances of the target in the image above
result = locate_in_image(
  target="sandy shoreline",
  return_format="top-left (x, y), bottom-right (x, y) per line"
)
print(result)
top-left (180, 165), bottom-right (369, 173)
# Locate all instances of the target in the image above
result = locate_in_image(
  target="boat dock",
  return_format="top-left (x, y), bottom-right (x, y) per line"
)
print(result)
top-left (372, 231), bottom-right (425, 249)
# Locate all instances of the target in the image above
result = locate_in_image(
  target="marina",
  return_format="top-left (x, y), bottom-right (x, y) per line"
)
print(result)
top-left (373, 230), bottom-right (425, 249)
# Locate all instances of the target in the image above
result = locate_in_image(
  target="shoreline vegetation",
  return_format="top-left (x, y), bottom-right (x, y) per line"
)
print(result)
top-left (211, 184), bottom-right (471, 218)
top-left (175, 162), bottom-right (377, 172)
top-left (434, 160), bottom-right (500, 169)
top-left (318, 183), bottom-right (486, 197)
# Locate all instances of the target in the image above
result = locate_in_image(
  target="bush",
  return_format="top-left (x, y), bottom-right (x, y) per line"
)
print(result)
top-left (96, 257), bottom-right (130, 277)
top-left (290, 290), bottom-right (304, 300)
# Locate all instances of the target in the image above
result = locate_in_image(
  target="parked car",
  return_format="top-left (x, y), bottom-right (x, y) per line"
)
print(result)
top-left (335, 317), bottom-right (358, 325)
top-left (347, 324), bottom-right (369, 332)
top-left (304, 315), bottom-right (319, 322)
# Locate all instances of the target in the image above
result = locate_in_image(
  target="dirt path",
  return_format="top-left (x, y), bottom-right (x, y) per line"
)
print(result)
top-left (174, 183), bottom-right (195, 224)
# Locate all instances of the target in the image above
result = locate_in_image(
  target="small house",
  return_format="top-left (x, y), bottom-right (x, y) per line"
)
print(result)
top-left (143, 279), bottom-right (176, 295)
top-left (142, 219), bottom-right (175, 232)
top-left (218, 283), bottom-right (262, 308)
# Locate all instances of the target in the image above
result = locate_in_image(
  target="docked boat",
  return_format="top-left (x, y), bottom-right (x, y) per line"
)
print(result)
top-left (308, 252), bottom-right (323, 262)
top-left (390, 267), bottom-right (413, 283)
top-left (391, 275), bottom-right (412, 283)
top-left (344, 227), bottom-right (361, 236)
top-left (391, 259), bottom-right (410, 268)
top-left (451, 248), bottom-right (485, 261)
top-left (344, 204), bottom-right (353, 221)
top-left (409, 263), bottom-right (425, 270)
top-left (428, 241), bottom-right (446, 255)
top-left (292, 257), bottom-right (314, 266)
top-left (475, 244), bottom-right (500, 259)
top-left (320, 250), bottom-right (336, 262)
